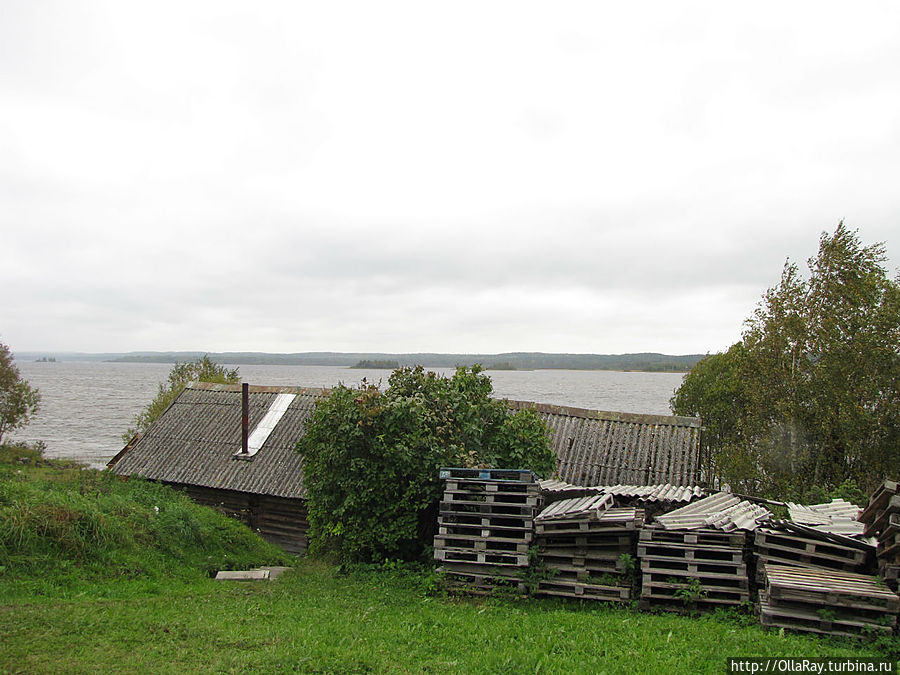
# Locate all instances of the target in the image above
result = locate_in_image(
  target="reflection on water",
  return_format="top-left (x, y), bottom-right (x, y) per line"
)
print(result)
top-left (11, 360), bottom-right (685, 469)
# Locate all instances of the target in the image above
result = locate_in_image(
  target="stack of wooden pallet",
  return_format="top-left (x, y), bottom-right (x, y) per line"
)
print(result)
top-left (637, 492), bottom-right (769, 612)
top-left (638, 526), bottom-right (750, 611)
top-left (858, 479), bottom-right (900, 590)
top-left (433, 468), bottom-right (539, 593)
top-left (759, 563), bottom-right (899, 637)
top-left (533, 494), bottom-right (643, 602)
top-left (753, 521), bottom-right (873, 584)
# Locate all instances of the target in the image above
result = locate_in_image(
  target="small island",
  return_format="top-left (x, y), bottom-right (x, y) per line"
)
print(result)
top-left (350, 359), bottom-right (400, 369)
top-left (35, 356), bottom-right (58, 363)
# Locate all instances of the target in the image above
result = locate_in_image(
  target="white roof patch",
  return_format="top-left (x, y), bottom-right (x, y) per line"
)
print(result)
top-left (241, 393), bottom-right (296, 457)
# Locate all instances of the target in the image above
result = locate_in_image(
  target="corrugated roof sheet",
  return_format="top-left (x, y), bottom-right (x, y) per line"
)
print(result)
top-left (786, 499), bottom-right (864, 536)
top-left (535, 493), bottom-right (614, 521)
top-left (655, 492), bottom-right (771, 531)
top-left (508, 400), bottom-right (701, 488)
top-left (108, 382), bottom-right (324, 499)
top-left (599, 483), bottom-right (705, 503)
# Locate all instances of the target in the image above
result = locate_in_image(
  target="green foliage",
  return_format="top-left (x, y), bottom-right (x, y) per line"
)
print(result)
top-left (673, 223), bottom-right (900, 498)
top-left (0, 447), bottom-right (288, 596)
top-left (297, 365), bottom-right (555, 563)
top-left (0, 340), bottom-right (41, 444)
top-left (122, 355), bottom-right (240, 442)
top-left (673, 578), bottom-right (707, 606)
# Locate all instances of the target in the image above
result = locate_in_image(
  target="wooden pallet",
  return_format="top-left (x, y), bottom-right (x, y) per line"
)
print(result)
top-left (879, 563), bottom-right (899, 591)
top-left (535, 509), bottom-right (642, 536)
top-left (638, 543), bottom-right (745, 564)
top-left (443, 491), bottom-right (540, 509)
top-left (438, 510), bottom-right (534, 530)
top-left (536, 531), bottom-right (637, 547)
top-left (863, 495), bottom-right (900, 537)
top-left (536, 579), bottom-right (631, 602)
top-left (755, 529), bottom-right (869, 567)
top-left (535, 493), bottom-right (614, 521)
top-left (433, 535), bottom-right (531, 555)
top-left (541, 558), bottom-right (626, 577)
top-left (638, 595), bottom-right (746, 613)
top-left (538, 534), bottom-right (633, 551)
top-left (440, 500), bottom-right (536, 518)
top-left (639, 526), bottom-right (746, 548)
top-left (762, 564), bottom-right (900, 613)
top-left (437, 567), bottom-right (528, 594)
top-left (539, 541), bottom-right (632, 558)
top-left (753, 554), bottom-right (866, 584)
top-left (641, 581), bottom-right (749, 605)
top-left (859, 480), bottom-right (899, 525)
top-left (438, 522), bottom-right (533, 541)
top-left (640, 557), bottom-right (747, 578)
top-left (443, 479), bottom-right (538, 494)
top-left (760, 594), bottom-right (893, 637)
top-left (434, 548), bottom-right (529, 567)
top-left (440, 467), bottom-right (536, 482)
top-left (642, 570), bottom-right (749, 591)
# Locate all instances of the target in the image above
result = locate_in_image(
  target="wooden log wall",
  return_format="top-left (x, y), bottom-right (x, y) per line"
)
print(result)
top-left (171, 483), bottom-right (309, 555)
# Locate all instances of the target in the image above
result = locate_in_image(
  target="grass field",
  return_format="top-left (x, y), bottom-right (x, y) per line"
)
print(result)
top-left (1, 444), bottom-right (897, 673)
top-left (3, 561), bottom-right (896, 674)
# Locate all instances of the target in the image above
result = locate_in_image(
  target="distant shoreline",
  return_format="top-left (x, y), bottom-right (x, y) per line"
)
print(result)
top-left (15, 350), bottom-right (702, 373)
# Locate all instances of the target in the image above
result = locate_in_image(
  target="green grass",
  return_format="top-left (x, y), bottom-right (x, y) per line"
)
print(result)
top-left (2, 561), bottom-right (895, 674)
top-left (0, 444), bottom-right (897, 673)
top-left (0, 442), bottom-right (289, 599)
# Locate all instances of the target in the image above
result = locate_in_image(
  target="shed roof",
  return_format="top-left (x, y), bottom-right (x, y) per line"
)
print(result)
top-left (108, 382), bottom-right (324, 499)
top-left (109, 383), bottom-right (702, 498)
top-left (507, 400), bottom-right (701, 487)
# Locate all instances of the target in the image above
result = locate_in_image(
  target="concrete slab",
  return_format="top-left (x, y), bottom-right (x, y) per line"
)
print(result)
top-left (215, 569), bottom-right (270, 581)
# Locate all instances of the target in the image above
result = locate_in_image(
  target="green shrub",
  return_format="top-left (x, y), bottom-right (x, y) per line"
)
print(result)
top-left (297, 365), bottom-right (555, 563)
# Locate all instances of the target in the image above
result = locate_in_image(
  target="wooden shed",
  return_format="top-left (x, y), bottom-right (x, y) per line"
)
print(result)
top-left (109, 382), bottom-right (702, 556)
top-left (108, 382), bottom-right (325, 554)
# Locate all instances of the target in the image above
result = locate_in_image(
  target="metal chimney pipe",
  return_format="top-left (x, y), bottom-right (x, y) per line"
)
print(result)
top-left (241, 382), bottom-right (249, 455)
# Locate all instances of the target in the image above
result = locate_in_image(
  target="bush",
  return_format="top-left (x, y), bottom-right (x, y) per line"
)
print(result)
top-left (297, 365), bottom-right (555, 563)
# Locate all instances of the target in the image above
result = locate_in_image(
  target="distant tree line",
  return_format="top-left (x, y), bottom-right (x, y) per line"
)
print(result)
top-left (110, 351), bottom-right (702, 373)
top-left (351, 360), bottom-right (400, 369)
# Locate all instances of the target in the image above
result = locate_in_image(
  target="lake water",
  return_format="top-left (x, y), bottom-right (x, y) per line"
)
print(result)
top-left (10, 360), bottom-right (687, 469)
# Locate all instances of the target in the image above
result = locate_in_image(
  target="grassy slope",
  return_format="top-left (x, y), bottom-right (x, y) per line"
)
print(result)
top-left (0, 445), bottom-right (896, 673)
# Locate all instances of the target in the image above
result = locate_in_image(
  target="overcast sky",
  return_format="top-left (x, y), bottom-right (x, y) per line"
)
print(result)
top-left (2, 2), bottom-right (898, 356)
